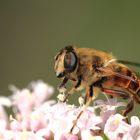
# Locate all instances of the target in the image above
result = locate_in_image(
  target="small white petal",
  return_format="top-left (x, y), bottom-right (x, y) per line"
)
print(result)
top-left (131, 116), bottom-right (140, 125)
top-left (0, 97), bottom-right (12, 107)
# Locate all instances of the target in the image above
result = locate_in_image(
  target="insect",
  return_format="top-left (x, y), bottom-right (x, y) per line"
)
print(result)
top-left (54, 45), bottom-right (140, 131)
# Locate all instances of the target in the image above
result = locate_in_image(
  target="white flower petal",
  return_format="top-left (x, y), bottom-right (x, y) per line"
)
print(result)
top-left (0, 97), bottom-right (12, 107)
top-left (131, 116), bottom-right (140, 126)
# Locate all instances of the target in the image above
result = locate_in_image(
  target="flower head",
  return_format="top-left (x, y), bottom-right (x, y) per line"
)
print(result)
top-left (0, 80), bottom-right (139, 140)
top-left (104, 114), bottom-right (129, 140)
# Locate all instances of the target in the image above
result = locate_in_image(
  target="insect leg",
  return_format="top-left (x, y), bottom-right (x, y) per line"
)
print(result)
top-left (122, 98), bottom-right (134, 117)
top-left (58, 77), bottom-right (68, 89)
top-left (70, 85), bottom-right (95, 133)
top-left (57, 77), bottom-right (69, 102)
top-left (63, 75), bottom-right (82, 102)
top-left (75, 75), bottom-right (82, 88)
top-left (134, 91), bottom-right (140, 104)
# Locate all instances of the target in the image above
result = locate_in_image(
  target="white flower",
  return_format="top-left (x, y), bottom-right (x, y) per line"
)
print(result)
top-left (0, 96), bottom-right (12, 107)
top-left (81, 130), bottom-right (103, 140)
top-left (30, 80), bottom-right (54, 107)
top-left (104, 114), bottom-right (129, 140)
top-left (10, 88), bottom-right (34, 116)
top-left (1, 80), bottom-right (140, 140)
top-left (123, 116), bottom-right (140, 140)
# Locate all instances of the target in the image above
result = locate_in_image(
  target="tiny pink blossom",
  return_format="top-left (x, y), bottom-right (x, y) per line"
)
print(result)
top-left (30, 118), bottom-right (44, 132)
top-left (36, 128), bottom-right (53, 140)
top-left (122, 116), bottom-right (140, 140)
top-left (0, 106), bottom-right (8, 129)
top-left (77, 110), bottom-right (102, 130)
top-left (49, 116), bottom-right (75, 140)
top-left (0, 96), bottom-right (12, 107)
top-left (10, 118), bottom-right (22, 131)
top-left (0, 119), bottom-right (7, 132)
top-left (0, 80), bottom-right (139, 140)
top-left (81, 130), bottom-right (103, 140)
top-left (13, 131), bottom-right (45, 140)
top-left (20, 118), bottom-right (30, 131)
top-left (104, 114), bottom-right (129, 140)
top-left (10, 88), bottom-right (34, 116)
top-left (2, 130), bottom-right (14, 140)
top-left (95, 98), bottom-right (126, 127)
top-left (60, 133), bottom-right (78, 140)
top-left (30, 80), bottom-right (54, 107)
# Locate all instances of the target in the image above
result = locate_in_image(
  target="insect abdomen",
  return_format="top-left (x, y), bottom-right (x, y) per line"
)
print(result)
top-left (104, 66), bottom-right (140, 94)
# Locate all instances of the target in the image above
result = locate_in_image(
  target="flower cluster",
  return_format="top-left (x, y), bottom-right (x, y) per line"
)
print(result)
top-left (0, 80), bottom-right (140, 140)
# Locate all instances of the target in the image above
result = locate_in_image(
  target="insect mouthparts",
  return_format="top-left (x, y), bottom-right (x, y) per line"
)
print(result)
top-left (56, 72), bottom-right (65, 78)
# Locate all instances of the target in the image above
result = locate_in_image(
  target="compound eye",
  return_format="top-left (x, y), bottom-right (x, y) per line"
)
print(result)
top-left (64, 51), bottom-right (77, 72)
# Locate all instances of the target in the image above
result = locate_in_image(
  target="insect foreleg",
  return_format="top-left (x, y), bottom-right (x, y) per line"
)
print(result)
top-left (134, 91), bottom-right (140, 104)
top-left (62, 75), bottom-right (82, 102)
top-left (58, 77), bottom-right (68, 90)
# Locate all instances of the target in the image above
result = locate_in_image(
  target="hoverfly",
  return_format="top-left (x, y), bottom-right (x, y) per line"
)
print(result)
top-left (54, 45), bottom-right (140, 131)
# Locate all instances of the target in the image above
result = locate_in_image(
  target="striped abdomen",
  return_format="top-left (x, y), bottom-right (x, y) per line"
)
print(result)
top-left (103, 65), bottom-right (140, 95)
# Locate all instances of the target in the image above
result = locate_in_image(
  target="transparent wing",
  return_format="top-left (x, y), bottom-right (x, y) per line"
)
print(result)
top-left (118, 60), bottom-right (140, 78)
top-left (97, 67), bottom-right (137, 83)
top-left (118, 60), bottom-right (140, 68)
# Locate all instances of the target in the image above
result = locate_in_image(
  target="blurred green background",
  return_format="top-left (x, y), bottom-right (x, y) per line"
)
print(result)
top-left (1, 1), bottom-right (140, 116)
